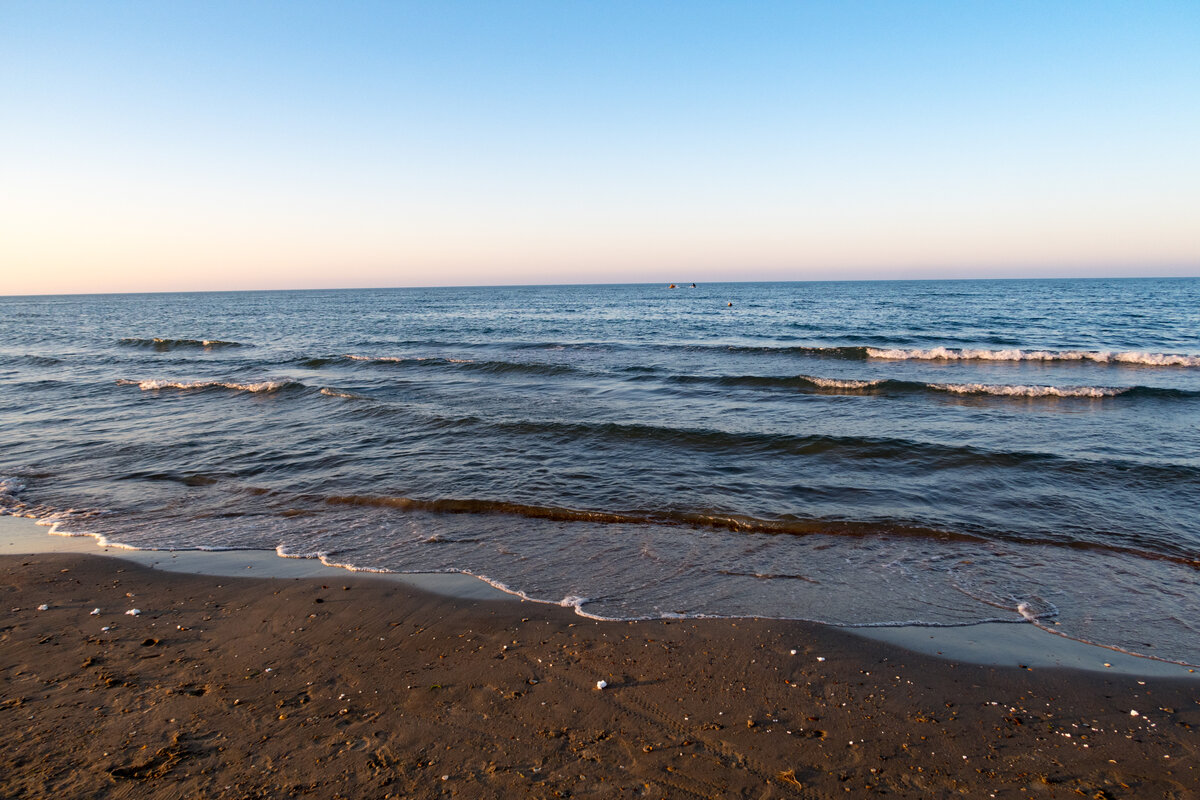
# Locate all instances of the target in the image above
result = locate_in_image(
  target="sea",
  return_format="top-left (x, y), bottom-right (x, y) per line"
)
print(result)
top-left (2, 278), bottom-right (1198, 665)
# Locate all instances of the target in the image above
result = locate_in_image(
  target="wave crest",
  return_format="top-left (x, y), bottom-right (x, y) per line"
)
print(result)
top-left (319, 387), bottom-right (366, 399)
top-left (117, 378), bottom-right (298, 393)
top-left (866, 346), bottom-right (1200, 367)
top-left (800, 375), bottom-right (886, 390)
top-left (676, 373), bottom-right (1183, 399)
top-left (308, 353), bottom-right (579, 377)
top-left (320, 493), bottom-right (1200, 568)
top-left (930, 383), bottom-right (1127, 398)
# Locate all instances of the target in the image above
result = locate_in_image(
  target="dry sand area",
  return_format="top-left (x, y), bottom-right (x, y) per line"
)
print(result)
top-left (2, 552), bottom-right (1198, 799)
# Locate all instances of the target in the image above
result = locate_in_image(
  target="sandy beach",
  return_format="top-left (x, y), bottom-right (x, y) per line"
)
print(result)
top-left (2, 538), bottom-right (1197, 798)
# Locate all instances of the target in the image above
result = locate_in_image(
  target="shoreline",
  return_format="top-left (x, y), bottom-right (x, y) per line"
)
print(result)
top-left (3, 515), bottom-right (1195, 680)
top-left (4, 548), bottom-right (1199, 797)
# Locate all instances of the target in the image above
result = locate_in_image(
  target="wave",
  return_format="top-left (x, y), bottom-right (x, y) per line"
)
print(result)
top-left (510, 341), bottom-right (1200, 367)
top-left (670, 373), bottom-right (1197, 399)
top-left (929, 382), bottom-right (1124, 398)
top-left (865, 346), bottom-right (1200, 367)
top-left (301, 353), bottom-right (582, 378)
top-left (324, 492), bottom-right (987, 539)
top-left (116, 378), bottom-right (300, 394)
top-left (0, 354), bottom-right (63, 367)
top-left (337, 407), bottom-right (1200, 484)
top-left (320, 493), bottom-right (1200, 568)
top-left (0, 475), bottom-right (27, 501)
top-left (119, 337), bottom-right (245, 350)
top-left (318, 387), bottom-right (366, 399)
top-left (285, 341), bottom-right (1200, 372)
top-left (708, 344), bottom-right (873, 359)
top-left (679, 374), bottom-right (886, 390)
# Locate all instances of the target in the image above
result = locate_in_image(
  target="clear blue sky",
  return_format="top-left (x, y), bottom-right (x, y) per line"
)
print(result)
top-left (2, 1), bottom-right (1198, 293)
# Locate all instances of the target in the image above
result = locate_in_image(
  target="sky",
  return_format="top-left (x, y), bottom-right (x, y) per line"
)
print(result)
top-left (1, 1), bottom-right (1198, 295)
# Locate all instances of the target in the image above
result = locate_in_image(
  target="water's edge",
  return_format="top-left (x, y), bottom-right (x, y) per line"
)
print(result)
top-left (4, 515), bottom-right (1194, 680)
top-left (0, 515), bottom-right (512, 603)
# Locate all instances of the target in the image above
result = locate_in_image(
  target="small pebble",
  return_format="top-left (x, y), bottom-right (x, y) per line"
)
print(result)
top-left (1130, 710), bottom-right (1139, 717)
top-left (596, 680), bottom-right (608, 690)
top-left (90, 608), bottom-right (101, 615)
top-left (125, 609), bottom-right (141, 616)
top-left (816, 656), bottom-right (826, 662)
top-left (37, 604), bottom-right (49, 611)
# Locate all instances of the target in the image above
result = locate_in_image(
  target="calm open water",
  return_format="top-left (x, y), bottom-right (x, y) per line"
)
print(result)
top-left (2, 279), bottom-right (1198, 663)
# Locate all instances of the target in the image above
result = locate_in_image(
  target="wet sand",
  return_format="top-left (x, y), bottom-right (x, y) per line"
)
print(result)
top-left (3, 545), bottom-right (1198, 799)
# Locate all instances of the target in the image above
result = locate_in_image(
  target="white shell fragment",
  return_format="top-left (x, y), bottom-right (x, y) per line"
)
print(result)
top-left (125, 608), bottom-right (141, 616)
top-left (596, 680), bottom-right (608, 690)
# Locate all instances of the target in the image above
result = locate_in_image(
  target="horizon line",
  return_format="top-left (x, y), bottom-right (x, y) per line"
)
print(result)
top-left (2, 272), bottom-right (1199, 300)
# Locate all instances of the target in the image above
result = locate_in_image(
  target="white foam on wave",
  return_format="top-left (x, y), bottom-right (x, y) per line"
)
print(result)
top-left (117, 378), bottom-right (294, 393)
top-left (344, 354), bottom-right (474, 364)
top-left (44, 521), bottom-right (142, 550)
top-left (274, 545), bottom-right (615, 618)
top-left (318, 387), bottom-right (365, 399)
top-left (802, 375), bottom-right (886, 389)
top-left (0, 476), bottom-right (27, 499)
top-left (273, 544), bottom-right (394, 573)
top-left (931, 382), bottom-right (1126, 398)
top-left (345, 354), bottom-right (402, 362)
top-left (866, 347), bottom-right (1200, 367)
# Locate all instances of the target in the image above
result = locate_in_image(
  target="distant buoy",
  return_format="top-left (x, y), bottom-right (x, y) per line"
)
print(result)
top-left (668, 283), bottom-right (677, 289)
top-left (727, 302), bottom-right (733, 307)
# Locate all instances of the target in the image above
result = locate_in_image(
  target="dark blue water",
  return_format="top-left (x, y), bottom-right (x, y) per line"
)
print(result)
top-left (2, 279), bottom-right (1198, 663)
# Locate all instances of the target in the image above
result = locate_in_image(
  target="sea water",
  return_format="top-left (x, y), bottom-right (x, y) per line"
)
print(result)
top-left (1, 278), bottom-right (1197, 663)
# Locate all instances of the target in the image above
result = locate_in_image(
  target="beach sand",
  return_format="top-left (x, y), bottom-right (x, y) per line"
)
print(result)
top-left (2, 544), bottom-right (1198, 799)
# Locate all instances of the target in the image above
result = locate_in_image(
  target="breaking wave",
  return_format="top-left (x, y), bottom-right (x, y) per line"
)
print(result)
top-left (865, 346), bottom-right (1200, 367)
top-left (116, 378), bottom-right (300, 393)
top-left (669, 373), bottom-right (1195, 399)
top-left (318, 387), bottom-right (367, 399)
top-left (929, 382), bottom-right (1125, 398)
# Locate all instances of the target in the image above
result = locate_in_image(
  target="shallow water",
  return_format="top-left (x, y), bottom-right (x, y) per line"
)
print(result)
top-left (2, 279), bottom-right (1198, 663)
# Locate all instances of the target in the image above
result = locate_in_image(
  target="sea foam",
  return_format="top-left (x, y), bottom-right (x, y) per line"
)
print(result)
top-left (117, 378), bottom-right (297, 393)
top-left (801, 375), bottom-right (886, 389)
top-left (865, 347), bottom-right (1200, 367)
top-left (930, 383), bottom-right (1127, 398)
